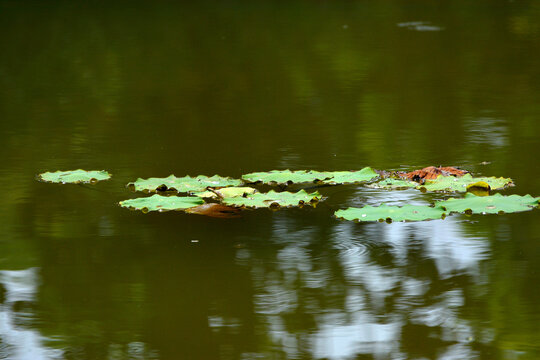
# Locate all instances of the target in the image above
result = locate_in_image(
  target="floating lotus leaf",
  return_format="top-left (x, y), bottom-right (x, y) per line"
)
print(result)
top-left (419, 174), bottom-right (513, 192)
top-left (222, 190), bottom-right (323, 209)
top-left (38, 169), bottom-right (111, 184)
top-left (242, 167), bottom-right (378, 185)
top-left (192, 190), bottom-right (219, 199)
top-left (127, 175), bottom-right (243, 193)
top-left (367, 178), bottom-right (418, 190)
top-left (190, 187), bottom-right (257, 199)
top-left (119, 194), bottom-right (204, 212)
top-left (214, 187), bottom-right (258, 198)
top-left (335, 204), bottom-right (446, 222)
top-left (242, 170), bottom-right (330, 185)
top-left (319, 167), bottom-right (379, 185)
top-left (435, 193), bottom-right (539, 214)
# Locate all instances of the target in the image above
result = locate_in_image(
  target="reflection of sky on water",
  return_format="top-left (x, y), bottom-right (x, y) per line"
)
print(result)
top-left (0, 269), bottom-right (158, 360)
top-left (346, 186), bottom-right (434, 208)
top-left (313, 217), bottom-right (488, 359)
top-left (0, 268), bottom-right (63, 360)
top-left (464, 117), bottom-right (508, 148)
top-left (376, 219), bottom-right (489, 278)
top-left (232, 187), bottom-right (491, 359)
top-left (397, 21), bottom-right (444, 32)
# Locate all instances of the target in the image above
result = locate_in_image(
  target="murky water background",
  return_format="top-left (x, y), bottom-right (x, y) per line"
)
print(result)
top-left (1, 1), bottom-right (540, 359)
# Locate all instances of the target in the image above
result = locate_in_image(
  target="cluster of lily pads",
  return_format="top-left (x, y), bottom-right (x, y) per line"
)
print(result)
top-left (37, 167), bottom-right (540, 222)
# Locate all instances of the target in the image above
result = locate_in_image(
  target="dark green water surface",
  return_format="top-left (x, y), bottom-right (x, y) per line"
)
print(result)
top-left (1, 1), bottom-right (540, 359)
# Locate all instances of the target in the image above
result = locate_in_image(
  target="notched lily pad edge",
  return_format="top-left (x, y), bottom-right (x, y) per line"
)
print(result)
top-left (226, 197), bottom-right (324, 210)
top-left (334, 204), bottom-right (447, 223)
top-left (335, 193), bottom-right (540, 224)
top-left (37, 169), bottom-right (112, 184)
top-left (222, 190), bottom-right (326, 209)
top-left (435, 193), bottom-right (540, 215)
top-left (241, 167), bottom-right (380, 186)
top-left (126, 174), bottom-right (244, 194)
top-left (118, 194), bottom-right (205, 214)
top-left (119, 189), bottom-right (325, 215)
top-left (417, 174), bottom-right (515, 192)
top-left (334, 214), bottom-right (447, 224)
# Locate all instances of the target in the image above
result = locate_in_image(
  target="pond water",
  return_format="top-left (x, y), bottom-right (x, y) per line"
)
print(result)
top-left (1, 1), bottom-right (540, 359)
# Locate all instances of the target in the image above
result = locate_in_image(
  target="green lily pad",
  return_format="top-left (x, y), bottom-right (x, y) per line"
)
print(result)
top-left (222, 190), bottom-right (323, 209)
top-left (119, 194), bottom-right (204, 213)
top-left (435, 193), bottom-right (539, 214)
top-left (241, 167), bottom-right (378, 185)
top-left (38, 169), bottom-right (111, 184)
top-left (319, 167), bottom-right (380, 185)
top-left (127, 175), bottom-right (243, 193)
top-left (419, 174), bottom-right (513, 192)
top-left (335, 204), bottom-right (447, 222)
top-left (191, 187), bottom-right (257, 199)
top-left (242, 170), bottom-right (330, 185)
top-left (367, 178), bottom-right (418, 190)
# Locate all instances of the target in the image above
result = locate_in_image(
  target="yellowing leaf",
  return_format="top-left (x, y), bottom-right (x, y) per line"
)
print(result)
top-left (214, 187), bottom-right (258, 198)
top-left (420, 174), bottom-right (513, 192)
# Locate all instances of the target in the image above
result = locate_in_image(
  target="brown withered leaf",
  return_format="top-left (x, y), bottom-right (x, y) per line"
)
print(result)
top-left (184, 203), bottom-right (242, 218)
top-left (398, 166), bottom-right (469, 183)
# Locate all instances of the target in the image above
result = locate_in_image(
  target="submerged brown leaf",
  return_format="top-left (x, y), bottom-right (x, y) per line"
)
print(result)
top-left (184, 203), bottom-right (242, 218)
top-left (398, 166), bottom-right (469, 182)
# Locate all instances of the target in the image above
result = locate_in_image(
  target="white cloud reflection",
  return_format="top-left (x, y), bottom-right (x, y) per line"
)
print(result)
top-left (0, 268), bottom-right (63, 360)
top-left (237, 192), bottom-right (491, 359)
top-left (464, 117), bottom-right (508, 148)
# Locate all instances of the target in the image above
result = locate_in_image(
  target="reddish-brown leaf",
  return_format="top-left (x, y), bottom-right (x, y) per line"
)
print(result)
top-left (184, 203), bottom-right (242, 218)
top-left (398, 166), bottom-right (469, 183)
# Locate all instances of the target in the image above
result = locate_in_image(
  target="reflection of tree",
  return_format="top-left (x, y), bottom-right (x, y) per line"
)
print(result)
top-left (2, 0), bottom-right (540, 175)
top-left (0, 268), bottom-right (64, 359)
top-left (212, 191), bottom-right (537, 359)
top-left (25, 211), bottom-right (264, 359)
top-left (7, 200), bottom-right (539, 359)
top-left (223, 198), bottom-right (494, 359)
